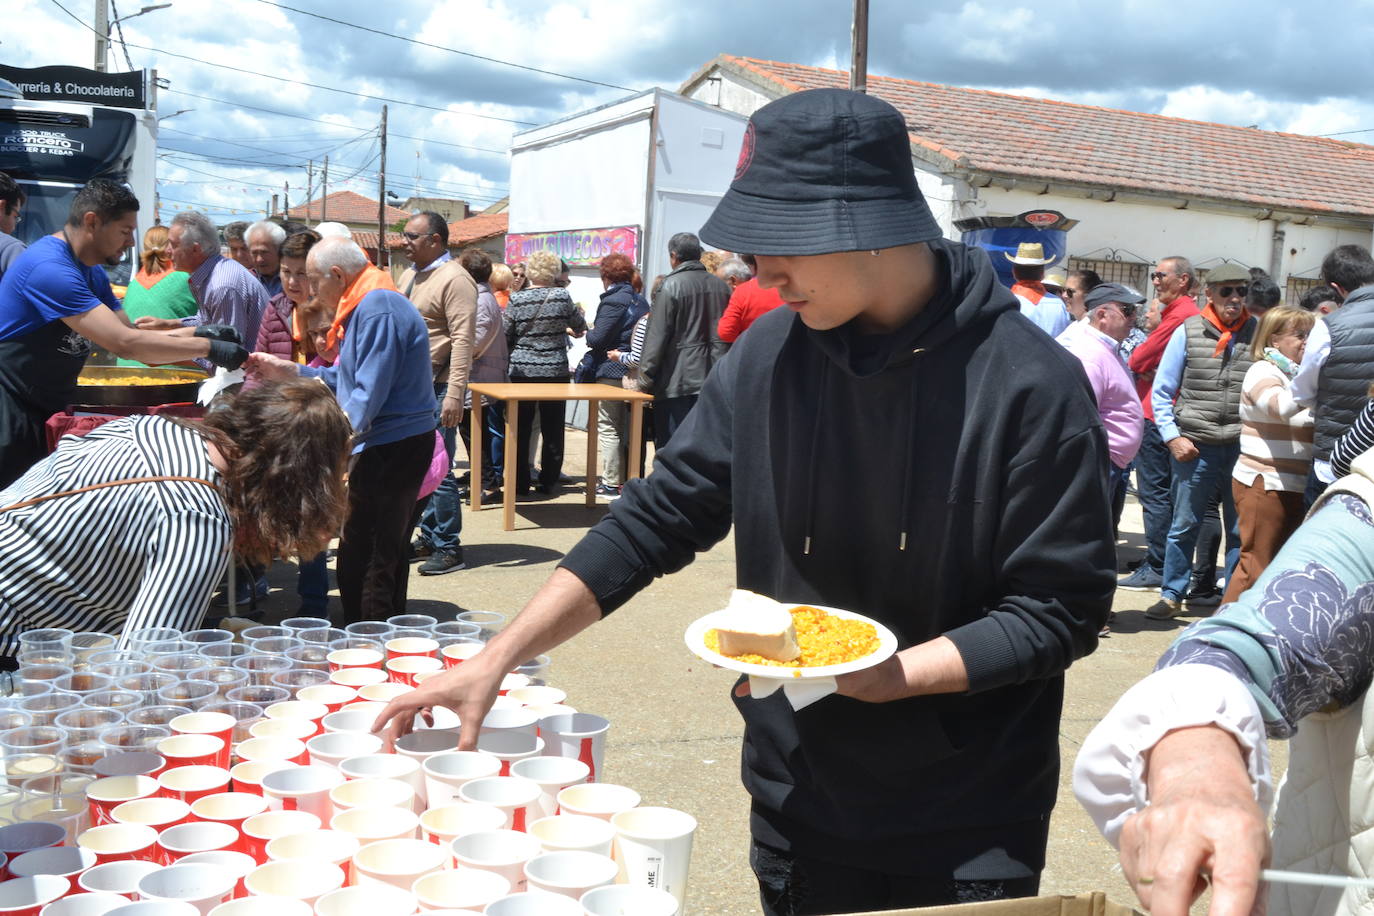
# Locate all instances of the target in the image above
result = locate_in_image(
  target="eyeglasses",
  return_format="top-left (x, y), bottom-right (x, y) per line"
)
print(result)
top-left (401, 231), bottom-right (431, 241)
top-left (1150, 271), bottom-right (1173, 282)
top-left (1062, 288), bottom-right (1077, 299)
top-left (1116, 303), bottom-right (1139, 318)
top-left (1217, 285), bottom-right (1249, 298)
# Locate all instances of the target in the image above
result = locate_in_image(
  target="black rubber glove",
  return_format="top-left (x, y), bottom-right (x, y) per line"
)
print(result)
top-left (193, 324), bottom-right (243, 345)
top-left (206, 339), bottom-right (249, 371)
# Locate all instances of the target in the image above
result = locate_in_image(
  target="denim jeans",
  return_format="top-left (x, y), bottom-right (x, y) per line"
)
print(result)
top-left (1134, 420), bottom-right (1173, 575)
top-left (1162, 441), bottom-right (1241, 600)
top-left (417, 383), bottom-right (463, 552)
top-left (457, 400), bottom-right (505, 491)
top-left (297, 552), bottom-right (329, 614)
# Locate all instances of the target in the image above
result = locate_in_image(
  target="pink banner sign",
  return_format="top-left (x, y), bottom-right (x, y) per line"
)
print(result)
top-left (505, 226), bottom-right (639, 267)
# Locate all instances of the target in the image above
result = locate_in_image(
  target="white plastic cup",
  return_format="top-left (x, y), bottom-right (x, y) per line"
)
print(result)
top-left (156, 767), bottom-right (230, 807)
top-left (457, 778), bottom-right (540, 834)
top-left (293, 686), bottom-right (357, 717)
top-left (553, 785), bottom-right (638, 823)
top-left (507, 758), bottom-right (588, 823)
top-left (86, 776), bottom-right (160, 828)
top-left (155, 822), bottom-right (238, 863)
top-left (522, 851), bottom-right (616, 900)
top-left (77, 860), bottom-right (160, 897)
top-left (262, 703), bottom-right (328, 741)
top-left (77, 824), bottom-right (160, 865)
top-left (263, 830), bottom-right (358, 869)
top-left (328, 778), bottom-right (413, 815)
top-left (410, 869), bottom-right (509, 912)
top-left (167, 715), bottom-right (235, 771)
top-left (503, 688), bottom-right (565, 709)
top-left (154, 736), bottom-right (224, 772)
top-left (312, 884), bottom-right (416, 916)
top-left (578, 885), bottom-right (679, 916)
top-left (536, 715), bottom-right (608, 784)
top-left (206, 898), bottom-right (309, 916)
top-left (318, 710), bottom-right (378, 736)
top-left (482, 892), bottom-right (579, 916)
top-left (392, 731), bottom-right (458, 771)
top-left (238, 811), bottom-right (321, 865)
top-left (260, 766), bottom-right (342, 821)
top-left (353, 685), bottom-right (409, 705)
top-left (0, 879), bottom-right (84, 916)
top-left (328, 807), bottom-right (419, 845)
top-left (8, 846), bottom-right (97, 893)
top-left (135, 863), bottom-right (236, 916)
top-left (233, 738), bottom-right (306, 768)
top-left (246, 721), bottom-right (314, 744)
top-left (39, 893), bottom-right (128, 916)
top-left (337, 756), bottom-right (423, 809)
top-left (326, 670), bottom-right (387, 691)
top-left (0, 822), bottom-right (67, 857)
top-left (241, 861), bottom-right (344, 906)
top-left (421, 753), bottom-right (501, 810)
top-left (110, 798), bottom-right (191, 834)
top-left (102, 902), bottom-right (199, 916)
top-left (609, 807), bottom-right (696, 913)
top-left (349, 838), bottom-right (448, 891)
top-left (325, 650), bottom-right (383, 673)
top-left (174, 852), bottom-right (255, 901)
top-left (473, 734), bottom-right (542, 780)
top-left (187, 793), bottom-right (268, 851)
top-left (226, 762), bottom-right (289, 798)
top-left (417, 803), bottom-right (507, 848)
top-left (525, 817), bottom-right (615, 858)
top-left (476, 710), bottom-right (537, 740)
top-left (305, 733), bottom-right (383, 773)
top-left (448, 830), bottom-right (540, 894)
top-left (382, 657), bottom-right (441, 688)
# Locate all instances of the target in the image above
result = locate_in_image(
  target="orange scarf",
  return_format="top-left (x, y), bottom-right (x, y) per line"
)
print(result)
top-left (325, 265), bottom-right (398, 350)
top-left (1201, 303), bottom-right (1249, 357)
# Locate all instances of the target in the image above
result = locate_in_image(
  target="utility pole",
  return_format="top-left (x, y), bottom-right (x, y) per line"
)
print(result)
top-left (321, 156), bottom-right (329, 222)
top-left (283, 181), bottom-right (289, 216)
top-left (849, 0), bottom-right (869, 93)
top-left (94, 0), bottom-right (110, 72)
top-left (270, 193), bottom-right (278, 218)
top-left (377, 105), bottom-right (388, 269)
top-left (305, 161), bottom-right (314, 226)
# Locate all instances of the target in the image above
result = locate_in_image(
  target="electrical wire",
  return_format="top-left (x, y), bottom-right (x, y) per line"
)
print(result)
top-left (159, 125), bottom-right (373, 159)
top-left (249, 0), bottom-right (632, 92)
top-left (108, 0), bottom-right (136, 71)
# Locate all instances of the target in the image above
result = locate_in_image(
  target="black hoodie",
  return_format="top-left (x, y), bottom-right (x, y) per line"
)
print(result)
top-left (562, 239), bottom-right (1115, 879)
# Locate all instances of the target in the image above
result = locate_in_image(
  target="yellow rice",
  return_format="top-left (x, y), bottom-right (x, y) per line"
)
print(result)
top-left (705, 606), bottom-right (880, 667)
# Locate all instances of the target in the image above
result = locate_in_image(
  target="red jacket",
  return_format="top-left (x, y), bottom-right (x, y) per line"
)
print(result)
top-left (255, 292), bottom-right (300, 362)
top-left (1128, 294), bottom-right (1198, 419)
top-left (717, 278), bottom-right (785, 343)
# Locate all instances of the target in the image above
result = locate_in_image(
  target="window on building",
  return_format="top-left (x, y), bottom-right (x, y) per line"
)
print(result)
top-left (1286, 276), bottom-right (1324, 306)
top-left (1067, 257), bottom-right (1148, 293)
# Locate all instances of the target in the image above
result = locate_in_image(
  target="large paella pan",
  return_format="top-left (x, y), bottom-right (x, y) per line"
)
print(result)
top-left (74, 366), bottom-right (208, 407)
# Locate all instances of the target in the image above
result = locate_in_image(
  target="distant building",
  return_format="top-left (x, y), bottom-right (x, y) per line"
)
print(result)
top-left (383, 213), bottom-right (508, 281)
top-left (398, 196), bottom-right (469, 222)
top-left (283, 190), bottom-right (411, 234)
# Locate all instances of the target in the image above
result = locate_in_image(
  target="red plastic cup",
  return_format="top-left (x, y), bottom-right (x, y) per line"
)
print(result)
top-left (86, 775), bottom-right (160, 828)
top-left (0, 875), bottom-right (70, 916)
top-left (293, 685), bottom-right (356, 716)
top-left (382, 656), bottom-right (442, 688)
top-left (109, 797), bottom-right (191, 835)
top-left (325, 649), bottom-right (382, 673)
top-left (262, 703), bottom-right (327, 741)
top-left (188, 793), bottom-right (268, 856)
top-left (6, 847), bottom-right (96, 896)
top-left (157, 766), bottom-right (231, 806)
top-left (155, 821), bottom-right (239, 864)
top-left (440, 642), bottom-right (483, 670)
top-left (75, 824), bottom-right (159, 865)
top-left (168, 714), bottom-right (235, 770)
top-left (155, 735), bottom-right (224, 771)
top-left (383, 638), bottom-right (437, 662)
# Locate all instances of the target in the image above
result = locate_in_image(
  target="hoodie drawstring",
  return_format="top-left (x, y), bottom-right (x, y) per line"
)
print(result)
top-left (801, 359), bottom-right (829, 556)
top-left (897, 348), bottom-right (926, 551)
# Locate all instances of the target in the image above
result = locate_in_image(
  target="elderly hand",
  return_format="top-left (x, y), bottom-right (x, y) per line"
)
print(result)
top-left (1167, 436), bottom-right (1200, 463)
top-left (245, 352), bottom-right (301, 382)
top-left (372, 652), bottom-right (506, 751)
top-left (440, 396), bottom-right (464, 428)
top-left (1120, 726), bottom-right (1269, 916)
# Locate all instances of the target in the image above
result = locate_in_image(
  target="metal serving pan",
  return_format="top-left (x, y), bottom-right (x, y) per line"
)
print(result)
top-left (73, 366), bottom-right (207, 407)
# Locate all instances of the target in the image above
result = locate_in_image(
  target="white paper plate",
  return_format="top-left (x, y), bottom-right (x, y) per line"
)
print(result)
top-left (684, 604), bottom-right (899, 680)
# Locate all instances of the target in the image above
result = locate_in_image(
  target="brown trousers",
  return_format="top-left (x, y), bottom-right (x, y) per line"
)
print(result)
top-left (1222, 475), bottom-right (1307, 604)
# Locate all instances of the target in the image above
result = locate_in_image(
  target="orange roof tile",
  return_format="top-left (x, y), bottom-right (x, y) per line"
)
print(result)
top-left (288, 190), bottom-right (410, 225)
top-left (704, 55), bottom-right (1374, 219)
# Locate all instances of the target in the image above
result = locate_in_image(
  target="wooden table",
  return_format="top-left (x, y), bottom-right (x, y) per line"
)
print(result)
top-left (467, 382), bottom-right (655, 530)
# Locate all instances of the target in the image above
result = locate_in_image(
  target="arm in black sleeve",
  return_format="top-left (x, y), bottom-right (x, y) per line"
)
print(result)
top-left (584, 297), bottom-right (627, 353)
top-left (558, 346), bottom-right (736, 612)
top-left (1332, 398), bottom-right (1374, 479)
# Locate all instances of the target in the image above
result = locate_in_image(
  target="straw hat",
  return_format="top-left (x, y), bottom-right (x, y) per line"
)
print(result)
top-left (1003, 242), bottom-right (1059, 266)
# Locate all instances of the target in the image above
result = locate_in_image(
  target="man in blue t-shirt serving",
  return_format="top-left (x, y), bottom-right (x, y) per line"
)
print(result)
top-left (0, 179), bottom-right (248, 489)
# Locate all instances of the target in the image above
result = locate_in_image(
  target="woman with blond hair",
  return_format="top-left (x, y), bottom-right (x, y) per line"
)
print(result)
top-left (1223, 304), bottom-right (1315, 602)
top-left (490, 262), bottom-right (514, 308)
top-left (117, 225), bottom-right (198, 367)
top-left (503, 249), bottom-right (586, 494)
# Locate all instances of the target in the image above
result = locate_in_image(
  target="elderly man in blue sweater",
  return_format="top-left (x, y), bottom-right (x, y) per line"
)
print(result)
top-left (247, 237), bottom-right (435, 624)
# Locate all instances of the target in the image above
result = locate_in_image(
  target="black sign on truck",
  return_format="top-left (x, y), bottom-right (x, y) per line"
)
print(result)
top-left (0, 64), bottom-right (146, 111)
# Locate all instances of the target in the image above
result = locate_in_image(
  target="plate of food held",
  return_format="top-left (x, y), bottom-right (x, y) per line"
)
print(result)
top-left (685, 590), bottom-right (899, 709)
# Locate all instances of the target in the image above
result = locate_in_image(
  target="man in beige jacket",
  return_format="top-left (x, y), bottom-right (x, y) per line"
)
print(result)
top-left (399, 211), bottom-right (477, 575)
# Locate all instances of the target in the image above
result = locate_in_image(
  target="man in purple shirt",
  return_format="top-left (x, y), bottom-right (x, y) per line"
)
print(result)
top-left (162, 210), bottom-right (267, 349)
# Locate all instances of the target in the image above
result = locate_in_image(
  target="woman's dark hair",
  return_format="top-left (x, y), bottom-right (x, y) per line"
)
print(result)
top-left (631, 269), bottom-right (643, 294)
top-left (0, 172), bottom-right (25, 217)
top-left (1068, 268), bottom-right (1103, 290)
top-left (187, 380), bottom-right (351, 564)
top-left (458, 247), bottom-right (493, 284)
top-left (599, 252), bottom-right (635, 286)
top-left (280, 229), bottom-right (321, 261)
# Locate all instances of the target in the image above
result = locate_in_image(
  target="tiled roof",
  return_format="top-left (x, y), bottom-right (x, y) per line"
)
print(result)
top-left (702, 55), bottom-right (1374, 219)
top-left (351, 230), bottom-right (402, 251)
top-left (384, 213), bottom-right (508, 249)
top-left (287, 190), bottom-right (411, 225)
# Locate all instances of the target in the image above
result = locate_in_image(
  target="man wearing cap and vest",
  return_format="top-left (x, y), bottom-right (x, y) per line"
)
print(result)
top-left (372, 89), bottom-right (1115, 914)
top-left (1145, 262), bottom-right (1256, 620)
top-left (1006, 242), bottom-right (1071, 338)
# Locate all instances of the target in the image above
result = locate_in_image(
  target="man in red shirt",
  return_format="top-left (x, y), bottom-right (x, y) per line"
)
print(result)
top-left (1119, 256), bottom-right (1200, 591)
top-left (718, 254), bottom-right (785, 343)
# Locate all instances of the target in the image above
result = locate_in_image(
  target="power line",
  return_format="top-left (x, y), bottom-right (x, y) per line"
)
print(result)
top-left (46, 0), bottom-right (536, 127)
top-left (159, 125), bottom-right (371, 159)
top-left (250, 0), bottom-right (632, 93)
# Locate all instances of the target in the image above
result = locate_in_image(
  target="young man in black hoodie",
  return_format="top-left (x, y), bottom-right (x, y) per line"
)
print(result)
top-left (375, 89), bottom-right (1116, 913)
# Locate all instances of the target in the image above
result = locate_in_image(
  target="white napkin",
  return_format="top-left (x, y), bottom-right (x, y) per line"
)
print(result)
top-left (197, 367), bottom-right (245, 405)
top-left (747, 675), bottom-right (838, 711)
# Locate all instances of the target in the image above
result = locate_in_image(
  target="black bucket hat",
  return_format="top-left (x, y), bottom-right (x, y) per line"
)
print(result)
top-left (699, 88), bottom-right (942, 256)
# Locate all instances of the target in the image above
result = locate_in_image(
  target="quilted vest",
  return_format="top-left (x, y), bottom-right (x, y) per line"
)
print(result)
top-left (1267, 462), bottom-right (1374, 916)
top-left (1313, 287), bottom-right (1374, 461)
top-left (1173, 314), bottom-right (1255, 445)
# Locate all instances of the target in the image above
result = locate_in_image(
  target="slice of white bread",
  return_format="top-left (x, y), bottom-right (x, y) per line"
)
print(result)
top-left (713, 590), bottom-right (801, 662)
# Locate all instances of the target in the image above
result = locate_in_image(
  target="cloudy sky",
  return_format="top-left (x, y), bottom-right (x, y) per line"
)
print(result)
top-left (7, 0), bottom-right (1374, 223)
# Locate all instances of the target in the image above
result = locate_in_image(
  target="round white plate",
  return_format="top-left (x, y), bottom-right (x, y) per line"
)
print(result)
top-left (684, 604), bottom-right (899, 680)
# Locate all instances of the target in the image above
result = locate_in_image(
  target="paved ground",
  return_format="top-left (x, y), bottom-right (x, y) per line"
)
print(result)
top-left (246, 427), bottom-right (1281, 914)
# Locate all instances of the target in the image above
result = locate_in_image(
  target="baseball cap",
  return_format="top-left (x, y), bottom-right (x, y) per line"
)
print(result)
top-left (1082, 283), bottom-right (1147, 312)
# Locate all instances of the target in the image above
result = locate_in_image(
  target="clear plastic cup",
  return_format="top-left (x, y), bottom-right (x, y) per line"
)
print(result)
top-left (21, 772), bottom-right (94, 802)
top-left (142, 639), bottom-right (190, 658)
top-left (327, 638), bottom-right (382, 654)
top-left (342, 622), bottom-right (392, 641)
top-left (224, 685), bottom-right (290, 707)
top-left (385, 629), bottom-right (431, 644)
top-left (514, 657), bottom-right (551, 682)
top-left (196, 644), bottom-right (250, 667)
top-left (119, 673), bottom-right (177, 701)
top-left (18, 629), bottom-right (75, 659)
top-left (17, 650), bottom-right (73, 668)
top-left (80, 691), bottom-right (144, 717)
top-left (182, 630), bottom-right (233, 647)
top-left (60, 739), bottom-right (110, 774)
top-left (70, 632), bottom-right (119, 668)
top-left (18, 664), bottom-right (74, 687)
top-left (1, 752), bottom-right (62, 786)
top-left (283, 646), bottom-right (330, 673)
top-left (54, 672), bottom-right (115, 697)
top-left (432, 622), bottom-right (481, 640)
top-left (20, 691), bottom-right (83, 727)
top-left (240, 627), bottom-right (288, 644)
top-left (201, 702), bottom-right (263, 749)
top-left (250, 638), bottom-right (303, 658)
top-left (127, 628), bottom-right (183, 651)
top-left (2, 724), bottom-right (69, 759)
top-left (125, 706), bottom-right (193, 729)
top-left (152, 654), bottom-right (207, 675)
top-left (187, 668), bottom-right (248, 698)
top-left (280, 618), bottom-right (331, 634)
top-left (270, 671), bottom-right (328, 696)
top-left (455, 611), bottom-right (506, 641)
top-left (232, 657), bottom-right (292, 688)
top-left (297, 628), bottom-right (347, 646)
top-left (0, 710), bottom-right (33, 732)
top-left (56, 707), bottom-right (125, 742)
top-left (100, 724), bottom-right (172, 755)
top-left (386, 615), bottom-right (437, 632)
top-left (156, 682), bottom-right (218, 711)
top-left (89, 660), bottom-right (153, 680)
top-left (13, 792), bottom-right (88, 843)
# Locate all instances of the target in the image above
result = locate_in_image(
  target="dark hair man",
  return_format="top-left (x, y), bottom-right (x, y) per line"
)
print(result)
top-left (1299, 284), bottom-right (1340, 314)
top-left (1245, 275), bottom-right (1281, 318)
top-left (0, 179), bottom-right (246, 488)
top-left (373, 89), bottom-right (1115, 913)
top-left (1292, 244), bottom-right (1374, 505)
top-left (399, 210), bottom-right (476, 576)
top-left (222, 221), bottom-right (252, 268)
top-left (1119, 255), bottom-right (1201, 592)
top-left (638, 230), bottom-right (731, 448)
top-left (0, 172), bottom-right (26, 279)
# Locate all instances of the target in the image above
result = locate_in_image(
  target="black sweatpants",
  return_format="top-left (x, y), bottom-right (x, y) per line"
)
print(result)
top-left (337, 430), bottom-right (434, 624)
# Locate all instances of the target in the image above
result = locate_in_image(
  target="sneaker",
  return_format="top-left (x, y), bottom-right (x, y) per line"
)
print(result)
top-left (1099, 611), bottom-right (1116, 638)
top-left (595, 483), bottom-right (621, 500)
top-left (1144, 597), bottom-right (1186, 620)
top-left (410, 540), bottom-right (433, 563)
top-left (211, 574), bottom-right (269, 607)
top-left (1117, 565), bottom-right (1163, 591)
top-left (1184, 584), bottom-right (1223, 608)
top-left (481, 488), bottom-right (503, 502)
top-left (419, 549), bottom-right (466, 576)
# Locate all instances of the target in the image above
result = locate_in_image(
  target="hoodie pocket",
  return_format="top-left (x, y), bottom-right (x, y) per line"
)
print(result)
top-left (792, 695), bottom-right (961, 787)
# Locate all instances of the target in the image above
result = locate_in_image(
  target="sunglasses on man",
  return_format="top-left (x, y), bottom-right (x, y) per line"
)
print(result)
top-left (1216, 285), bottom-right (1249, 298)
top-left (402, 230), bottom-right (435, 241)
top-left (1114, 303), bottom-right (1138, 318)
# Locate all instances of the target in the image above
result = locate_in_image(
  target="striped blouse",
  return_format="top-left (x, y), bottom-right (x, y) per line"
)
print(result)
top-left (1233, 359), bottom-right (1314, 493)
top-left (0, 416), bottom-right (232, 656)
top-left (1332, 398), bottom-right (1374, 479)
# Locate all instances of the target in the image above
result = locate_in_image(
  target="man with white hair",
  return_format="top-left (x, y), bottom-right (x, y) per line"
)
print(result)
top-left (245, 220), bottom-right (285, 298)
top-left (247, 237), bottom-right (435, 624)
top-left (161, 211), bottom-right (268, 351)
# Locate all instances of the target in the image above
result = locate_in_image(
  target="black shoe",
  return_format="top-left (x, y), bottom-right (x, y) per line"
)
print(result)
top-left (1183, 584), bottom-right (1223, 608)
top-left (410, 540), bottom-right (433, 563)
top-left (419, 549), bottom-right (466, 576)
top-left (481, 488), bottom-right (503, 502)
